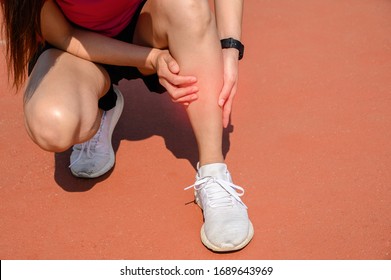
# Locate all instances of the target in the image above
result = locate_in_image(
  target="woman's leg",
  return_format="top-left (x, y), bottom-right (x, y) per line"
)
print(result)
top-left (25, 48), bottom-right (124, 178)
top-left (25, 49), bottom-right (110, 152)
top-left (134, 0), bottom-right (225, 167)
top-left (134, 0), bottom-right (253, 251)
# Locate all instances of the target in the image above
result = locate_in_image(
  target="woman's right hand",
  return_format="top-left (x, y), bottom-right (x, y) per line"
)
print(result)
top-left (150, 49), bottom-right (198, 105)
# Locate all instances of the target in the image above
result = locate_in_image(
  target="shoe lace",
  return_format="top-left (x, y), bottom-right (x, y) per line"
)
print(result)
top-left (185, 176), bottom-right (247, 209)
top-left (69, 111), bottom-right (106, 168)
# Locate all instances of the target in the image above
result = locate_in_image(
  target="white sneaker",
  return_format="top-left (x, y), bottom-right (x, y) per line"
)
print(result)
top-left (186, 163), bottom-right (254, 251)
top-left (69, 87), bottom-right (124, 178)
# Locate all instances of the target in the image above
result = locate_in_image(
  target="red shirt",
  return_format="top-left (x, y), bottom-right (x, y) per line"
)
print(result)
top-left (56, 0), bottom-right (144, 37)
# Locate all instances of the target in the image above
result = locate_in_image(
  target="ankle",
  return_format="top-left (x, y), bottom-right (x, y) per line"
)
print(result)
top-left (198, 157), bottom-right (225, 168)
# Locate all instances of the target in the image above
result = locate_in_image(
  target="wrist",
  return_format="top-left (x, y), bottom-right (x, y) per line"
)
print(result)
top-left (138, 48), bottom-right (160, 76)
top-left (222, 48), bottom-right (240, 61)
top-left (147, 48), bottom-right (160, 71)
top-left (220, 37), bottom-right (244, 60)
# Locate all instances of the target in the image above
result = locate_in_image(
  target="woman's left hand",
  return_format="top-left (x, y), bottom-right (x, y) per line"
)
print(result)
top-left (218, 48), bottom-right (240, 128)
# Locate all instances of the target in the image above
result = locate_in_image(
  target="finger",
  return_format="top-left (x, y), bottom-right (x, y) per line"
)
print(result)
top-left (218, 81), bottom-right (233, 107)
top-left (222, 84), bottom-right (237, 128)
top-left (164, 56), bottom-right (198, 85)
top-left (160, 70), bottom-right (197, 87)
top-left (160, 79), bottom-right (199, 101)
top-left (222, 99), bottom-right (233, 128)
top-left (172, 93), bottom-right (198, 104)
top-left (166, 56), bottom-right (180, 74)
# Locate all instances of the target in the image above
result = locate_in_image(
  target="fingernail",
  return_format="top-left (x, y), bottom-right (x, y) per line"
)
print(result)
top-left (218, 99), bottom-right (225, 106)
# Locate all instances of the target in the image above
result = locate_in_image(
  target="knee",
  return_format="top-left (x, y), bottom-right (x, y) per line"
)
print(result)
top-left (24, 103), bottom-right (77, 152)
top-left (163, 0), bottom-right (213, 34)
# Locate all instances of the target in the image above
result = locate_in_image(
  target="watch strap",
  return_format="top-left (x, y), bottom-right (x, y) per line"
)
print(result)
top-left (220, 38), bottom-right (244, 60)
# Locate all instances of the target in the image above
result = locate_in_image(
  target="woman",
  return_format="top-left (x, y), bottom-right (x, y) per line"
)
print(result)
top-left (1, 0), bottom-right (253, 252)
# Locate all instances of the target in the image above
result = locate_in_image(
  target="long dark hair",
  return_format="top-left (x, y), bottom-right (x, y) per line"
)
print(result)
top-left (1, 0), bottom-right (44, 90)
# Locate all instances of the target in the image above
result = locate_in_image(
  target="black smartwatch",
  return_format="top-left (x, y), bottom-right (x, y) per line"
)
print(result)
top-left (220, 38), bottom-right (244, 60)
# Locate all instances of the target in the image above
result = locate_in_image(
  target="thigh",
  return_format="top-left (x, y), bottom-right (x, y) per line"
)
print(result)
top-left (133, 0), bottom-right (212, 49)
top-left (24, 48), bottom-right (111, 145)
top-left (132, 0), bottom-right (167, 49)
top-left (133, 0), bottom-right (217, 85)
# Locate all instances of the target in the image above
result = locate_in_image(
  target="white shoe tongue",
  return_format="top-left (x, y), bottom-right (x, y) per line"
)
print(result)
top-left (198, 163), bottom-right (228, 180)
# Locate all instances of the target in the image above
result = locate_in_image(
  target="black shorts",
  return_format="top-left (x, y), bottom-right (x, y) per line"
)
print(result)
top-left (28, 0), bottom-right (166, 111)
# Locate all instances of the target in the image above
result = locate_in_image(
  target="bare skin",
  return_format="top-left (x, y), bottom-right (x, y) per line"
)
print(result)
top-left (24, 0), bottom-right (243, 167)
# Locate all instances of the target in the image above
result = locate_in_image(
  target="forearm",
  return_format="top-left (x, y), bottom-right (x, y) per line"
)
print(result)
top-left (214, 0), bottom-right (243, 40)
top-left (40, 0), bottom-right (158, 71)
top-left (67, 29), bottom-right (157, 70)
